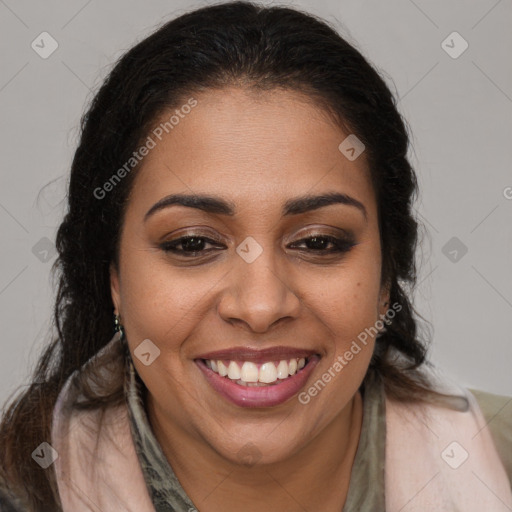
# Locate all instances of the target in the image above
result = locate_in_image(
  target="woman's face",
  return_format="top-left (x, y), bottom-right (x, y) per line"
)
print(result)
top-left (111, 86), bottom-right (389, 465)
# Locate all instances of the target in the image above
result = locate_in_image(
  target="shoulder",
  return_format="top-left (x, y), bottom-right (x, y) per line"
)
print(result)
top-left (469, 388), bottom-right (512, 484)
top-left (384, 385), bottom-right (512, 510)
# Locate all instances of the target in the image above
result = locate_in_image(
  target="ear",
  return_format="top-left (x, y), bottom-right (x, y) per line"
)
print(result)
top-left (110, 262), bottom-right (121, 315)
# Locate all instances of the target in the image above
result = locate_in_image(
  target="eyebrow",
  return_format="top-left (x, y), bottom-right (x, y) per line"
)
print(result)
top-left (144, 192), bottom-right (367, 221)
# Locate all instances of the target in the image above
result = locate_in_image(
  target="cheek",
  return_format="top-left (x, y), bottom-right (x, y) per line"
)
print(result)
top-left (118, 249), bottom-right (220, 349)
top-left (306, 250), bottom-right (382, 366)
top-left (304, 272), bottom-right (381, 408)
top-left (315, 260), bottom-right (382, 330)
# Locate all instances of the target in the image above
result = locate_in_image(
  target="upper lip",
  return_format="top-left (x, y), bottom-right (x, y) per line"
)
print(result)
top-left (196, 346), bottom-right (319, 364)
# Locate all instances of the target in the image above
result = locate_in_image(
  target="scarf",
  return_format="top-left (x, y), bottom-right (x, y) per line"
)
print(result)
top-left (51, 335), bottom-right (512, 511)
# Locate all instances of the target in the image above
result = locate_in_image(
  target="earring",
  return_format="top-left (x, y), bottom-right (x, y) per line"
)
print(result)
top-left (114, 313), bottom-right (125, 340)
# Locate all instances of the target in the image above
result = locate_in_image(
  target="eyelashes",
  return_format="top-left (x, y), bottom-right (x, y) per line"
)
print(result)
top-left (160, 236), bottom-right (222, 255)
top-left (159, 234), bottom-right (357, 259)
top-left (288, 235), bottom-right (356, 253)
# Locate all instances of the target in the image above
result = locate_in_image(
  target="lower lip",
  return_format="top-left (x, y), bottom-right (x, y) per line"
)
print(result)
top-left (195, 356), bottom-right (320, 408)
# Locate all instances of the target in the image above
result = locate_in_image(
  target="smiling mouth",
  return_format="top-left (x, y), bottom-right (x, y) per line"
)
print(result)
top-left (195, 354), bottom-right (321, 408)
top-left (200, 356), bottom-right (314, 386)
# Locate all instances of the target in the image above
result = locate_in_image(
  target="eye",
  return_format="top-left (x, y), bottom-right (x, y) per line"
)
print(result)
top-left (288, 235), bottom-right (356, 254)
top-left (160, 236), bottom-right (225, 256)
top-left (159, 233), bottom-right (356, 260)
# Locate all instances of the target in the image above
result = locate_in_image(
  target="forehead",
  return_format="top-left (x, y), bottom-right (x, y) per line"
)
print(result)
top-left (128, 86), bottom-right (376, 217)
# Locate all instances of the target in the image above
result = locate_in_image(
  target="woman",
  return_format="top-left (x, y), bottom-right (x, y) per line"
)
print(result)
top-left (0, 2), bottom-right (510, 511)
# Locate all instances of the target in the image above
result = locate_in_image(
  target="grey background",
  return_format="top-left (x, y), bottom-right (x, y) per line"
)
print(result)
top-left (0, 0), bottom-right (511, 407)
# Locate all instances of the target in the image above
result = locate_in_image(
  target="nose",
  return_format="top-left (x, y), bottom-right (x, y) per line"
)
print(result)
top-left (217, 251), bottom-right (301, 333)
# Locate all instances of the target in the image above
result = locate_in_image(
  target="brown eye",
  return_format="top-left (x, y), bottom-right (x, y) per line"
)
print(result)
top-left (160, 236), bottom-right (225, 256)
top-left (289, 235), bottom-right (356, 253)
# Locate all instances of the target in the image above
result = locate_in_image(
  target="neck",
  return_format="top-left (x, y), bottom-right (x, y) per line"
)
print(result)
top-left (147, 392), bottom-right (363, 512)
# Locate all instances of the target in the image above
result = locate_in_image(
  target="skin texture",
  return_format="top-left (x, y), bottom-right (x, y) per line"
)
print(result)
top-left (110, 86), bottom-right (389, 511)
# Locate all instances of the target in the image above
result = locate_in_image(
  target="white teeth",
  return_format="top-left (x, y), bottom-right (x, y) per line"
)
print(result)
top-left (276, 360), bottom-right (289, 379)
top-left (240, 362), bottom-right (259, 382)
top-left (205, 357), bottom-right (310, 384)
top-left (228, 361), bottom-right (241, 380)
top-left (218, 360), bottom-right (228, 377)
top-left (235, 380), bottom-right (270, 387)
top-left (259, 362), bottom-right (278, 383)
